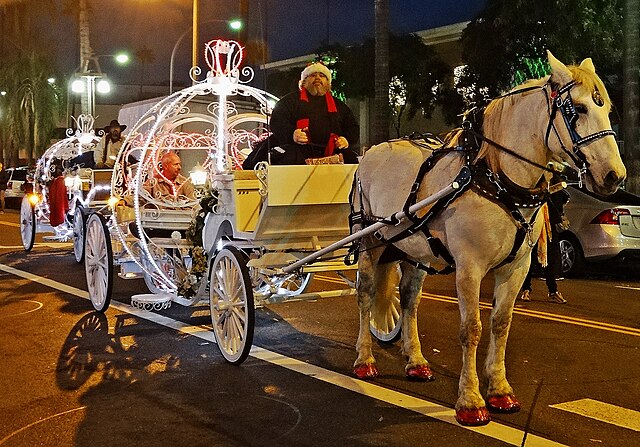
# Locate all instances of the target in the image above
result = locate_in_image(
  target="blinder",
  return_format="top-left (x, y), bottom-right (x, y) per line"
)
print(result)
top-left (546, 80), bottom-right (616, 185)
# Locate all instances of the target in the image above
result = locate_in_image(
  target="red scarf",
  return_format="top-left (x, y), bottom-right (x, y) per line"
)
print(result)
top-left (297, 89), bottom-right (339, 156)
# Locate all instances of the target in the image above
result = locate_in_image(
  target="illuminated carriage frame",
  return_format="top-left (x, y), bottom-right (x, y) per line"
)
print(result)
top-left (82, 38), bottom-right (409, 365)
top-left (83, 39), bottom-right (278, 313)
top-left (20, 114), bottom-right (106, 262)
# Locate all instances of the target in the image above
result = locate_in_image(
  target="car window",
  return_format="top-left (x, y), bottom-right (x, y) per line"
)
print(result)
top-left (11, 169), bottom-right (28, 182)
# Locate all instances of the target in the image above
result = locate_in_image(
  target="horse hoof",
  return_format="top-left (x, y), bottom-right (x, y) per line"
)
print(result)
top-left (354, 363), bottom-right (379, 380)
top-left (487, 394), bottom-right (521, 413)
top-left (406, 365), bottom-right (435, 381)
top-left (455, 407), bottom-right (491, 426)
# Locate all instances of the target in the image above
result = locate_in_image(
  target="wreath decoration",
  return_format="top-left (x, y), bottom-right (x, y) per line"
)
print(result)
top-left (177, 190), bottom-right (218, 298)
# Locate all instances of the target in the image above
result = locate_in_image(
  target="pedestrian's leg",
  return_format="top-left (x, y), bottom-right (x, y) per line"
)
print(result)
top-left (518, 250), bottom-right (534, 301)
top-left (0, 189), bottom-right (5, 212)
top-left (547, 231), bottom-right (567, 303)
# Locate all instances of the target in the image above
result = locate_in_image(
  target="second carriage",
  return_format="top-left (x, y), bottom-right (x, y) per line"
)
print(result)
top-left (19, 114), bottom-right (112, 263)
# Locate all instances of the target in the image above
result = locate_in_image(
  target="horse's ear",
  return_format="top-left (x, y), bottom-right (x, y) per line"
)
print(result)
top-left (579, 58), bottom-right (596, 73)
top-left (547, 50), bottom-right (573, 86)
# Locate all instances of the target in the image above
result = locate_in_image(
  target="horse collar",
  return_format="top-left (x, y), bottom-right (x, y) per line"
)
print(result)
top-left (472, 161), bottom-right (548, 209)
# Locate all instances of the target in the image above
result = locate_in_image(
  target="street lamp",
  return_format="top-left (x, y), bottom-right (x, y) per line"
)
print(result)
top-left (169, 19), bottom-right (242, 93)
top-left (68, 52), bottom-right (130, 123)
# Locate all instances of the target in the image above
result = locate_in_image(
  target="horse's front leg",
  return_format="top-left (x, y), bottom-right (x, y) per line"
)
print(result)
top-left (483, 259), bottom-right (530, 414)
top-left (454, 266), bottom-right (490, 426)
top-left (353, 248), bottom-right (379, 379)
top-left (398, 262), bottom-right (433, 381)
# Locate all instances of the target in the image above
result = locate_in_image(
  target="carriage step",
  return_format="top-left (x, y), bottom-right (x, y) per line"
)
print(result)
top-left (118, 271), bottom-right (144, 279)
top-left (43, 235), bottom-right (71, 242)
top-left (131, 293), bottom-right (173, 311)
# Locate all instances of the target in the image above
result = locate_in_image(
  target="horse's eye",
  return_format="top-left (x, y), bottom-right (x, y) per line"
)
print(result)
top-left (575, 104), bottom-right (588, 114)
top-left (592, 89), bottom-right (604, 107)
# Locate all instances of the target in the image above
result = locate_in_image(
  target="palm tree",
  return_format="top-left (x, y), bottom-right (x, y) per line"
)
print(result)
top-left (0, 52), bottom-right (63, 165)
top-left (624, 0), bottom-right (640, 193)
top-left (373, 0), bottom-right (389, 145)
top-left (0, 0), bottom-right (62, 165)
top-left (135, 45), bottom-right (156, 100)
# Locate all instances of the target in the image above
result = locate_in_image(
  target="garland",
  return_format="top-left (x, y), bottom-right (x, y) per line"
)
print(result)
top-left (177, 190), bottom-right (218, 298)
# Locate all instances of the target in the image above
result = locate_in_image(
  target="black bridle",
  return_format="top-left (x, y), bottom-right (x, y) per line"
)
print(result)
top-left (543, 80), bottom-right (616, 184)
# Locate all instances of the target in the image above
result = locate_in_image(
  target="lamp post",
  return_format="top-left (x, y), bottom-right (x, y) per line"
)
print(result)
top-left (169, 19), bottom-right (242, 93)
top-left (68, 52), bottom-right (130, 124)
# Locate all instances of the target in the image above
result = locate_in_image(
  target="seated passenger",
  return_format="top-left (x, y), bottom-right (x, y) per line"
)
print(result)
top-left (144, 152), bottom-right (195, 202)
top-left (269, 62), bottom-right (360, 165)
top-left (95, 120), bottom-right (127, 168)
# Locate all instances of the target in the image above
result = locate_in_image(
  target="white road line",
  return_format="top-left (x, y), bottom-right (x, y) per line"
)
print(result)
top-left (0, 262), bottom-right (567, 447)
top-left (616, 285), bottom-right (640, 291)
top-left (550, 399), bottom-right (640, 432)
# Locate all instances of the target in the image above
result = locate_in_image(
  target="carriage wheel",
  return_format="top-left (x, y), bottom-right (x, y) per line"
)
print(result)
top-left (84, 213), bottom-right (113, 312)
top-left (20, 196), bottom-right (36, 251)
top-left (73, 206), bottom-right (86, 263)
top-left (277, 272), bottom-right (313, 296)
top-left (142, 256), bottom-right (176, 295)
top-left (369, 268), bottom-right (402, 343)
top-left (209, 246), bottom-right (255, 364)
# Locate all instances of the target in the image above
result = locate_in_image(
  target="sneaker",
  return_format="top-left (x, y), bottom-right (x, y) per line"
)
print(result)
top-left (0, 210), bottom-right (4, 214)
top-left (548, 292), bottom-right (567, 304)
top-left (518, 290), bottom-right (531, 302)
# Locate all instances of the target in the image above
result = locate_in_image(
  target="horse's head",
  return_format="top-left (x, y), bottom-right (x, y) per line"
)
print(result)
top-left (546, 51), bottom-right (626, 196)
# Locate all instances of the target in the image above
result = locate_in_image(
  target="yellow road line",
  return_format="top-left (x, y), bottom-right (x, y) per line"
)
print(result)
top-left (315, 274), bottom-right (640, 338)
top-left (0, 220), bottom-right (20, 228)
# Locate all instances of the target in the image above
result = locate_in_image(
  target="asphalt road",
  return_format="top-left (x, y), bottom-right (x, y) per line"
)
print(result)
top-left (1, 208), bottom-right (639, 447)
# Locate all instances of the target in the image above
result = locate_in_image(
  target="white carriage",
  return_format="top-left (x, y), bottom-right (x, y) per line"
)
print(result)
top-left (19, 114), bottom-right (111, 263)
top-left (82, 39), bottom-right (457, 364)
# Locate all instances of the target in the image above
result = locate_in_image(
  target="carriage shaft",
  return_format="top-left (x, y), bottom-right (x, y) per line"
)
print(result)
top-left (281, 182), bottom-right (459, 274)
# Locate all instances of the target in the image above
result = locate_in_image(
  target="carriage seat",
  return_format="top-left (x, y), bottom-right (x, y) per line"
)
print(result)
top-left (252, 164), bottom-right (357, 242)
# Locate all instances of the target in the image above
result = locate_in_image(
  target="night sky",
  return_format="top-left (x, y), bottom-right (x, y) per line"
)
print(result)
top-left (39, 0), bottom-right (486, 87)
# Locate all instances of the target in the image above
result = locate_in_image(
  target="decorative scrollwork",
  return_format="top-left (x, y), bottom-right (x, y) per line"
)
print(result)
top-left (255, 162), bottom-right (268, 196)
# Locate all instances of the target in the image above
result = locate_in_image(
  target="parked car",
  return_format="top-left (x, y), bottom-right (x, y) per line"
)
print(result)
top-left (4, 166), bottom-right (31, 198)
top-left (559, 185), bottom-right (640, 275)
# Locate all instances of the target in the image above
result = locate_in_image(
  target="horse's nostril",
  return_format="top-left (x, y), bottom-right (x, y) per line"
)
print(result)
top-left (605, 170), bottom-right (625, 187)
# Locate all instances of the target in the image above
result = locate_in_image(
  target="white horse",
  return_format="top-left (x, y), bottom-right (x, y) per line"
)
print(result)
top-left (352, 51), bottom-right (626, 426)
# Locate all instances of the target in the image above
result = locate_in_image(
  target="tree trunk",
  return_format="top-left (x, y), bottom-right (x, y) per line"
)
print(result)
top-left (623, 0), bottom-right (640, 193)
top-left (372, 0), bottom-right (389, 145)
top-left (78, 0), bottom-right (93, 115)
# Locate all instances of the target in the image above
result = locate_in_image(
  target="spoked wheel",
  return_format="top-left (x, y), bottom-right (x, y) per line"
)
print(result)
top-left (73, 206), bottom-right (86, 263)
top-left (142, 257), bottom-right (176, 295)
top-left (20, 196), bottom-right (36, 251)
top-left (369, 292), bottom-right (402, 343)
top-left (209, 246), bottom-right (255, 364)
top-left (84, 213), bottom-right (113, 312)
top-left (369, 265), bottom-right (402, 343)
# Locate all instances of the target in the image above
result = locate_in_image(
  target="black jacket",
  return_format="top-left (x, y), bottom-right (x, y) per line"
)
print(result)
top-left (0, 169), bottom-right (10, 190)
top-left (270, 90), bottom-right (360, 152)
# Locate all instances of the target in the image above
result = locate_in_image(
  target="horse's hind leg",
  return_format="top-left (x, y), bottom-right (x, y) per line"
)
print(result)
top-left (398, 262), bottom-right (433, 381)
top-left (483, 263), bottom-right (527, 414)
top-left (353, 246), bottom-right (382, 379)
